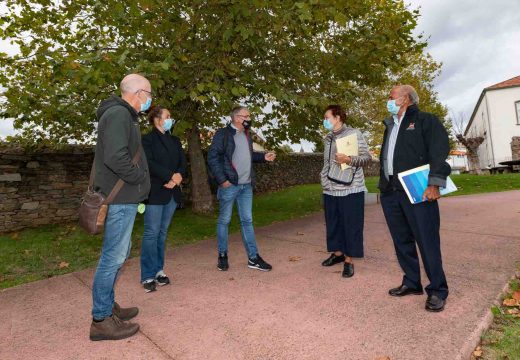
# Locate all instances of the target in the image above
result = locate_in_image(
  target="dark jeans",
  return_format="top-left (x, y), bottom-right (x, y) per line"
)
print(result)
top-left (380, 190), bottom-right (448, 299)
top-left (323, 192), bottom-right (365, 258)
top-left (140, 197), bottom-right (177, 282)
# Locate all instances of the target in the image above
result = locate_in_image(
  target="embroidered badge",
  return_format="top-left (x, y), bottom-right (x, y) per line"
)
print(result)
top-left (406, 123), bottom-right (415, 130)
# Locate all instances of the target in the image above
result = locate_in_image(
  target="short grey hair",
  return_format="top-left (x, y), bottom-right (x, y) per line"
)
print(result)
top-left (400, 85), bottom-right (420, 105)
top-left (230, 106), bottom-right (248, 121)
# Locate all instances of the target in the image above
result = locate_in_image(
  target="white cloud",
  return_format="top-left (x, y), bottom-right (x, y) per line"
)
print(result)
top-left (409, 0), bottom-right (520, 119)
top-left (0, 118), bottom-right (16, 138)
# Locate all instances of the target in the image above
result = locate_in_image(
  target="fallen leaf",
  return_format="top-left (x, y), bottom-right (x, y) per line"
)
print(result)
top-left (296, 232), bottom-right (304, 235)
top-left (228, 277), bottom-right (234, 281)
top-left (10, 232), bottom-right (19, 240)
top-left (58, 261), bottom-right (69, 269)
top-left (473, 349), bottom-right (483, 357)
top-left (375, 357), bottom-right (391, 360)
top-left (512, 291), bottom-right (520, 300)
top-left (503, 298), bottom-right (519, 307)
top-left (506, 308), bottom-right (519, 315)
top-left (289, 256), bottom-right (302, 262)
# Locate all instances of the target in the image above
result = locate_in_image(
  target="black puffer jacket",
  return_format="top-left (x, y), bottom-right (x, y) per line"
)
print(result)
top-left (93, 95), bottom-right (151, 204)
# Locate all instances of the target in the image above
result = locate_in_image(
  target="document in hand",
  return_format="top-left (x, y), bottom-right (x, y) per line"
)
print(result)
top-left (397, 164), bottom-right (457, 204)
top-left (335, 134), bottom-right (358, 170)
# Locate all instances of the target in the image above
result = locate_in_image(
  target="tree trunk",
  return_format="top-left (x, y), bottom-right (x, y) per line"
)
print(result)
top-left (468, 153), bottom-right (482, 175)
top-left (187, 123), bottom-right (214, 214)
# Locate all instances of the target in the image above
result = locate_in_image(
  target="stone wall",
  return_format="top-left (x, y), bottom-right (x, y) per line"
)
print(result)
top-left (0, 145), bottom-right (380, 233)
top-left (0, 146), bottom-right (93, 233)
top-left (511, 137), bottom-right (520, 161)
top-left (511, 137), bottom-right (520, 171)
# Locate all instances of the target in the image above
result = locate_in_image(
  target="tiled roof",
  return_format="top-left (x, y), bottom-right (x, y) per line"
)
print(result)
top-left (486, 75), bottom-right (520, 90)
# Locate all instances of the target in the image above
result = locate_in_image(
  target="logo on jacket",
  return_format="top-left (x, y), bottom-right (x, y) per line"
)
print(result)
top-left (406, 123), bottom-right (415, 130)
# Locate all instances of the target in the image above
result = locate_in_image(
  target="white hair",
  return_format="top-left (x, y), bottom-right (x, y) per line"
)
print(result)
top-left (400, 85), bottom-right (420, 105)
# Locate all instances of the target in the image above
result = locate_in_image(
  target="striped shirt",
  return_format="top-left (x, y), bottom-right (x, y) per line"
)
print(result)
top-left (386, 111), bottom-right (406, 176)
top-left (320, 125), bottom-right (372, 197)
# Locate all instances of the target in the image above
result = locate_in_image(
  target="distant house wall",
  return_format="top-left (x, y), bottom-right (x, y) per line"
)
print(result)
top-left (466, 86), bottom-right (520, 169)
top-left (487, 87), bottom-right (520, 165)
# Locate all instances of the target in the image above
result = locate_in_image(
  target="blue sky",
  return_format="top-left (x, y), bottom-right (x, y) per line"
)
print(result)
top-left (1, 1), bottom-right (519, 143)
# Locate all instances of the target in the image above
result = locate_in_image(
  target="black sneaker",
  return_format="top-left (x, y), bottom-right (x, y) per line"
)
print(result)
top-left (248, 255), bottom-right (272, 272)
top-left (155, 272), bottom-right (170, 286)
top-left (142, 279), bottom-right (156, 293)
top-left (217, 252), bottom-right (229, 271)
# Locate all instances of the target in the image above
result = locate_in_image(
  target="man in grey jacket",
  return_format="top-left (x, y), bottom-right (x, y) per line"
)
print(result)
top-left (89, 74), bottom-right (151, 341)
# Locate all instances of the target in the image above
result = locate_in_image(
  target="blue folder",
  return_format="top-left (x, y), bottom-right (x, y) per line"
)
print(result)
top-left (397, 164), bottom-right (457, 204)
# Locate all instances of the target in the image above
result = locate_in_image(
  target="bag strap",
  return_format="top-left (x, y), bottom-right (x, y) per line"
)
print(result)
top-left (87, 145), bottom-right (143, 204)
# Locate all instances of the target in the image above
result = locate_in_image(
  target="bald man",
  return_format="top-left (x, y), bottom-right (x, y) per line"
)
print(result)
top-left (378, 85), bottom-right (451, 312)
top-left (89, 74), bottom-right (151, 341)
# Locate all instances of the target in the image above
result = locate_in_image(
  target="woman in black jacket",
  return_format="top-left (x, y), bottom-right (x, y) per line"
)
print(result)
top-left (140, 105), bottom-right (187, 292)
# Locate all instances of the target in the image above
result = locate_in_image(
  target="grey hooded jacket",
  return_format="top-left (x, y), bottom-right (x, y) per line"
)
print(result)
top-left (93, 95), bottom-right (151, 204)
top-left (320, 125), bottom-right (372, 196)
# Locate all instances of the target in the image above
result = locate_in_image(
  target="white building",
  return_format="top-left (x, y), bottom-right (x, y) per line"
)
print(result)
top-left (447, 148), bottom-right (469, 174)
top-left (464, 75), bottom-right (520, 170)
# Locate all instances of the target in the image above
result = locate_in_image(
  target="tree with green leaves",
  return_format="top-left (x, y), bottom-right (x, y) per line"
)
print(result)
top-left (0, 0), bottom-right (426, 213)
top-left (341, 52), bottom-right (453, 155)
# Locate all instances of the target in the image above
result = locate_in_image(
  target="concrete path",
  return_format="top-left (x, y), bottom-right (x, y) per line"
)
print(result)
top-left (1, 191), bottom-right (519, 360)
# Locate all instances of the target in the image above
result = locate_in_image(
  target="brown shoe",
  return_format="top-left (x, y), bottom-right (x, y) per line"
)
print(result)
top-left (113, 302), bottom-right (139, 321)
top-left (89, 315), bottom-right (139, 341)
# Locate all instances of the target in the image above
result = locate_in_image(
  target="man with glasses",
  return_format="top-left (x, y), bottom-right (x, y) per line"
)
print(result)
top-left (208, 106), bottom-right (276, 272)
top-left (89, 74), bottom-right (151, 341)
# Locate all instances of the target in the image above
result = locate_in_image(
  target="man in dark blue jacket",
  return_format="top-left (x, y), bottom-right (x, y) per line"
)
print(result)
top-left (208, 106), bottom-right (276, 272)
top-left (379, 85), bottom-right (451, 312)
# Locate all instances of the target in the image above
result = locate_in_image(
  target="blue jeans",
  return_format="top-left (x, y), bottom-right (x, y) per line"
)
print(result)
top-left (92, 204), bottom-right (138, 320)
top-left (140, 197), bottom-right (177, 282)
top-left (217, 183), bottom-right (258, 258)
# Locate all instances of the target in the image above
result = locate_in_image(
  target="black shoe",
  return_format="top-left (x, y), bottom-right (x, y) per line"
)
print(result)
top-left (217, 252), bottom-right (229, 271)
top-left (388, 284), bottom-right (424, 297)
top-left (342, 262), bottom-right (354, 278)
top-left (248, 255), bottom-right (272, 272)
top-left (142, 280), bottom-right (157, 293)
top-left (425, 295), bottom-right (446, 312)
top-left (155, 275), bottom-right (170, 286)
top-left (321, 253), bottom-right (345, 267)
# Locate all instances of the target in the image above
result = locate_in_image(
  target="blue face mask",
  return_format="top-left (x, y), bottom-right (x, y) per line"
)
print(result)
top-left (140, 97), bottom-right (152, 112)
top-left (323, 119), bottom-right (334, 131)
top-left (387, 99), bottom-right (400, 115)
top-left (163, 118), bottom-right (173, 132)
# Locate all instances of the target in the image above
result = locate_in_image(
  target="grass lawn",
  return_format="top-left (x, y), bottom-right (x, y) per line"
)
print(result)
top-left (364, 173), bottom-right (520, 196)
top-left (1, 173), bottom-right (520, 290)
top-left (475, 267), bottom-right (520, 360)
top-left (0, 184), bottom-right (322, 290)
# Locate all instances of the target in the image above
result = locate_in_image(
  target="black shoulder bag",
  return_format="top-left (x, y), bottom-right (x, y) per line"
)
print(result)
top-left (326, 137), bottom-right (359, 186)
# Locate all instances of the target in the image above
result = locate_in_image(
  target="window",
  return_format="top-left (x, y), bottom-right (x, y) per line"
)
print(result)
top-left (516, 101), bottom-right (520, 125)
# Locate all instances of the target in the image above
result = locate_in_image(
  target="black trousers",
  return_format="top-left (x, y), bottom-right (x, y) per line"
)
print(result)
top-left (380, 190), bottom-right (448, 299)
top-left (323, 192), bottom-right (364, 258)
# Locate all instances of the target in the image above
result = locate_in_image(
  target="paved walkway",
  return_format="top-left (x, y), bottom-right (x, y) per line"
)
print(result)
top-left (1, 191), bottom-right (520, 360)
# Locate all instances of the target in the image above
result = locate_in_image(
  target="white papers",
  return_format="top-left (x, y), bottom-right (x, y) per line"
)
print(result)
top-left (335, 134), bottom-right (358, 170)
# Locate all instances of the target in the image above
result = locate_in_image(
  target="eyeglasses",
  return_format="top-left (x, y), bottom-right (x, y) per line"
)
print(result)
top-left (237, 114), bottom-right (251, 119)
top-left (137, 89), bottom-right (153, 97)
